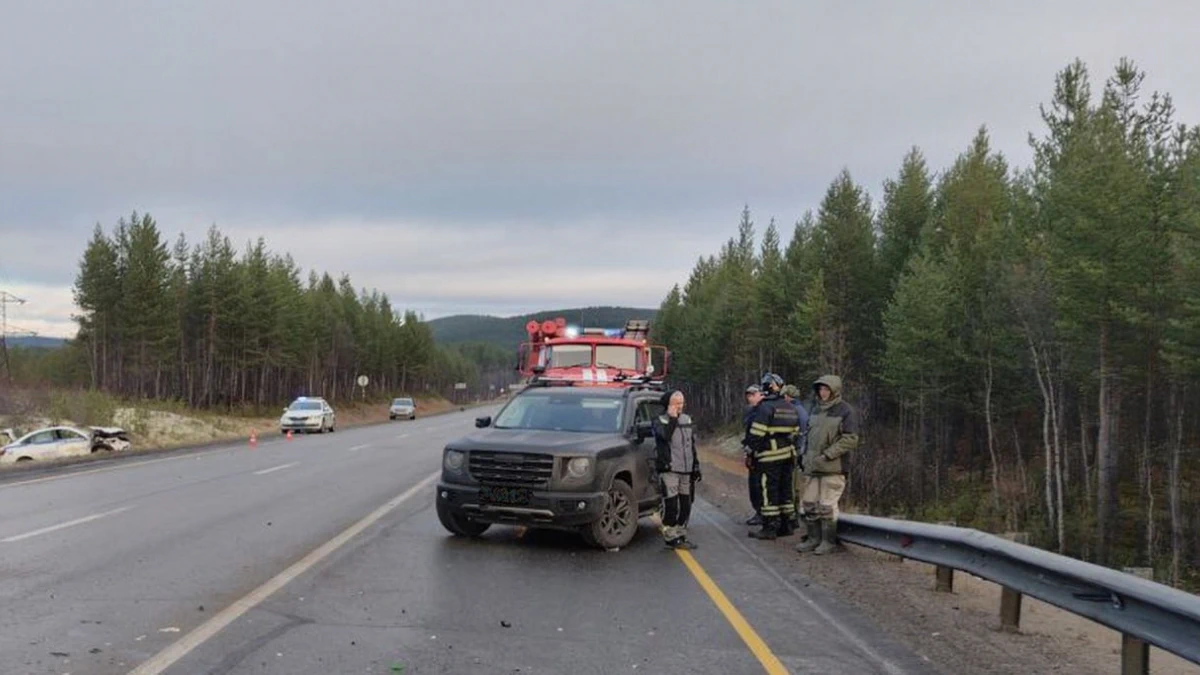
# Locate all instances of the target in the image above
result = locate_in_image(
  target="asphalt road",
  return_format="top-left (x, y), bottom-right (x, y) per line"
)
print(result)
top-left (0, 406), bottom-right (936, 675)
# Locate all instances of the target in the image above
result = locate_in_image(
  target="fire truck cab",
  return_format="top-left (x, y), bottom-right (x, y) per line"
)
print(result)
top-left (517, 317), bottom-right (669, 386)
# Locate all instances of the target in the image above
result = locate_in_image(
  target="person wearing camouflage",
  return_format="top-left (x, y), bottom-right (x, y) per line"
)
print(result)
top-left (796, 375), bottom-right (858, 555)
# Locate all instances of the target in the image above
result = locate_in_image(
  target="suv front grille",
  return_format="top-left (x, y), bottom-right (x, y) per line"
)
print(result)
top-left (468, 451), bottom-right (554, 488)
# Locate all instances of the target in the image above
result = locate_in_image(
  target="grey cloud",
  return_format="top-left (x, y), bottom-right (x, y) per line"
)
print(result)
top-left (3, 1), bottom-right (1199, 334)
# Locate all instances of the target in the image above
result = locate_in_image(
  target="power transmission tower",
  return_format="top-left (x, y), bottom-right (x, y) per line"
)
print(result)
top-left (0, 291), bottom-right (37, 385)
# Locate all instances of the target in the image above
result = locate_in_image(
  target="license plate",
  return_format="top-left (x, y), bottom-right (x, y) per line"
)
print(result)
top-left (479, 485), bottom-right (533, 506)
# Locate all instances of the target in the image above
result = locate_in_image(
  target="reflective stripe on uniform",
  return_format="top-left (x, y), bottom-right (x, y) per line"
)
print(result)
top-left (754, 447), bottom-right (793, 462)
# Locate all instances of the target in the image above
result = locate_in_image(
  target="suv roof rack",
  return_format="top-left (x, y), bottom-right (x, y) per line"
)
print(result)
top-left (525, 377), bottom-right (579, 388)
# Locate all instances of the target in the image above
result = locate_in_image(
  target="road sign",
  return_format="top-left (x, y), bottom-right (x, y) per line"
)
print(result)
top-left (357, 375), bottom-right (369, 387)
top-left (454, 382), bottom-right (467, 390)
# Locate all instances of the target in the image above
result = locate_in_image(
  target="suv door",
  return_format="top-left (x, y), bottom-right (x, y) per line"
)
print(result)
top-left (631, 394), bottom-right (666, 505)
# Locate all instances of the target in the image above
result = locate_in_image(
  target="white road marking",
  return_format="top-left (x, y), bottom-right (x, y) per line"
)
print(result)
top-left (0, 453), bottom-right (207, 490)
top-left (1, 506), bottom-right (131, 543)
top-left (128, 470), bottom-right (440, 675)
top-left (348, 444), bottom-right (371, 452)
top-left (252, 462), bottom-right (297, 476)
top-left (394, 433), bottom-right (410, 439)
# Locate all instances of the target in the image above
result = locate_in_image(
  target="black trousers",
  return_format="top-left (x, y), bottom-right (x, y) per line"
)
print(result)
top-left (748, 460), bottom-right (763, 512)
top-left (757, 458), bottom-right (795, 521)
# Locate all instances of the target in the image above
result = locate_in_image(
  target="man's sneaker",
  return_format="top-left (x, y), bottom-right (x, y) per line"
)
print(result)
top-left (665, 536), bottom-right (697, 550)
top-left (745, 514), bottom-right (763, 526)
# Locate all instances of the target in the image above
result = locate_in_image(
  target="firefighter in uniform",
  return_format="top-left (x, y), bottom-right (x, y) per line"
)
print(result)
top-left (745, 373), bottom-right (800, 539)
top-left (780, 383), bottom-right (809, 533)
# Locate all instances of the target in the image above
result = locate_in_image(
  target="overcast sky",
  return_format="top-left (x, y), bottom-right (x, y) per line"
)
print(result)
top-left (3, 1), bottom-right (1198, 338)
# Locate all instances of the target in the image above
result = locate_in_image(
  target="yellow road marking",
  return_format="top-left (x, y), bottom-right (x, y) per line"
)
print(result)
top-left (651, 514), bottom-right (789, 674)
top-left (675, 548), bottom-right (790, 674)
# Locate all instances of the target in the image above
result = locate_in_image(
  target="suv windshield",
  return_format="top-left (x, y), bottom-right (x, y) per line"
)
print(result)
top-left (493, 392), bottom-right (624, 433)
top-left (289, 401), bottom-right (322, 411)
top-left (393, 398), bottom-right (413, 406)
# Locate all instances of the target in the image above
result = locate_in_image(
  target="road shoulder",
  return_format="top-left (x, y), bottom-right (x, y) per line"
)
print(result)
top-left (696, 445), bottom-right (1200, 675)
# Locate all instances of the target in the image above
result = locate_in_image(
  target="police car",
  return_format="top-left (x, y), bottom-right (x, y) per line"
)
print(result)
top-left (280, 396), bottom-right (336, 434)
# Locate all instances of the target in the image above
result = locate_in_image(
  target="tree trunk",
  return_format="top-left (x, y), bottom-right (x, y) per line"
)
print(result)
top-left (1169, 385), bottom-right (1183, 587)
top-left (985, 351), bottom-right (1001, 513)
top-left (1096, 322), bottom-right (1119, 564)
top-left (1142, 363), bottom-right (1155, 568)
top-left (1079, 397), bottom-right (1094, 509)
top-left (1029, 338), bottom-right (1056, 535)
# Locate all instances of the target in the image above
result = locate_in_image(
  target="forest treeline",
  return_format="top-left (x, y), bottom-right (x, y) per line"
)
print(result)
top-left (37, 218), bottom-right (514, 407)
top-left (653, 59), bottom-right (1200, 586)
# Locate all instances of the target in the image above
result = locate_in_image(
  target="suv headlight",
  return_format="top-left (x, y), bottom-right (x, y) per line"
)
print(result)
top-left (444, 450), bottom-right (465, 472)
top-left (566, 457), bottom-right (591, 478)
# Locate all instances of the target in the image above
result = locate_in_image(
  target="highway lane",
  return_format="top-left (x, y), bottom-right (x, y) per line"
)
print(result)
top-left (0, 408), bottom-right (491, 675)
top-left (0, 404), bottom-right (934, 675)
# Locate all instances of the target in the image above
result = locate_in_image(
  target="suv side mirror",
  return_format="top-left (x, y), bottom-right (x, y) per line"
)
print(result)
top-left (475, 416), bottom-right (492, 428)
top-left (634, 420), bottom-right (653, 440)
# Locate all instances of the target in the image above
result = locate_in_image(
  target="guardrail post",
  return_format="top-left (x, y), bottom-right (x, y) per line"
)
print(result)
top-left (1120, 634), bottom-right (1149, 675)
top-left (999, 586), bottom-right (1022, 633)
top-left (887, 513), bottom-right (906, 562)
top-left (932, 520), bottom-right (956, 592)
top-left (935, 565), bottom-right (954, 593)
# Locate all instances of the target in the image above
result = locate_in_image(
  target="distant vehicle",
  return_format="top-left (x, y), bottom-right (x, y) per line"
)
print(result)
top-left (389, 397), bottom-right (416, 420)
top-left (280, 397), bottom-right (336, 434)
top-left (0, 425), bottom-right (131, 464)
top-left (435, 380), bottom-right (669, 549)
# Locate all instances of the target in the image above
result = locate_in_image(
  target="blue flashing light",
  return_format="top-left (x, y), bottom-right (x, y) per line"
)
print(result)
top-left (602, 328), bottom-right (624, 338)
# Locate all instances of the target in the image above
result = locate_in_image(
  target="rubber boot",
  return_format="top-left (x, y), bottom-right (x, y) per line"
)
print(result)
top-left (813, 518), bottom-right (838, 555)
top-left (794, 520), bottom-right (821, 552)
top-left (777, 516), bottom-right (795, 537)
top-left (748, 517), bottom-right (778, 540)
top-left (745, 513), bottom-right (763, 526)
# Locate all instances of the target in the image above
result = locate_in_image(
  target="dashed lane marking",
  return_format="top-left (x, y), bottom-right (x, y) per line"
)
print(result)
top-left (252, 462), bottom-right (297, 476)
top-left (2, 506), bottom-right (132, 543)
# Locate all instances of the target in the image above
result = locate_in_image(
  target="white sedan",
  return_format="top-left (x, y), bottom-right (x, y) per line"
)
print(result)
top-left (0, 426), bottom-right (131, 464)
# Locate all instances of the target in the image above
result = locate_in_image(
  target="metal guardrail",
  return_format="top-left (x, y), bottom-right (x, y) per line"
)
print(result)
top-left (837, 514), bottom-right (1200, 675)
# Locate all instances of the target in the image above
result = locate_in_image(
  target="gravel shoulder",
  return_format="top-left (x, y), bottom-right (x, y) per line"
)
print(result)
top-left (696, 442), bottom-right (1200, 675)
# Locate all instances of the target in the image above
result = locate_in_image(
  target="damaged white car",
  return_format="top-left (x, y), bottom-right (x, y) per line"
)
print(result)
top-left (0, 425), bottom-right (131, 464)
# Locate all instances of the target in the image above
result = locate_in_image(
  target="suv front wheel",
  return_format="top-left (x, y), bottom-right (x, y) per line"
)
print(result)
top-left (582, 478), bottom-right (637, 549)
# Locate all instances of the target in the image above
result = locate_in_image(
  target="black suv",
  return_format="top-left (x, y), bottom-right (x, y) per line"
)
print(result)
top-left (435, 382), bottom-right (668, 549)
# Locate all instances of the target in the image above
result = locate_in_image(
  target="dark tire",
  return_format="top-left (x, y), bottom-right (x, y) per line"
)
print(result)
top-left (436, 498), bottom-right (490, 537)
top-left (584, 478), bottom-right (638, 549)
top-left (16, 456), bottom-right (32, 462)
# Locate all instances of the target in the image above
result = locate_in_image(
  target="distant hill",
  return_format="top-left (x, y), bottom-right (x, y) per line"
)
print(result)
top-left (5, 336), bottom-right (68, 349)
top-left (428, 306), bottom-right (658, 349)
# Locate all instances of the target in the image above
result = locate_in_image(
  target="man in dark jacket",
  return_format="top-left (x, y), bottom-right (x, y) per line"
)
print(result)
top-left (745, 373), bottom-right (800, 539)
top-left (652, 389), bottom-right (700, 549)
top-left (742, 384), bottom-right (764, 526)
top-left (796, 375), bottom-right (858, 555)
top-left (781, 383), bottom-right (809, 532)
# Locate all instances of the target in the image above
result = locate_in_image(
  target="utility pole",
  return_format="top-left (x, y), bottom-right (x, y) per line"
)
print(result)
top-left (1, 291), bottom-right (37, 385)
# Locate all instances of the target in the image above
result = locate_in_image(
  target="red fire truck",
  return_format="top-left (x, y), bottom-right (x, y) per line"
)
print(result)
top-left (516, 317), bottom-right (669, 387)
